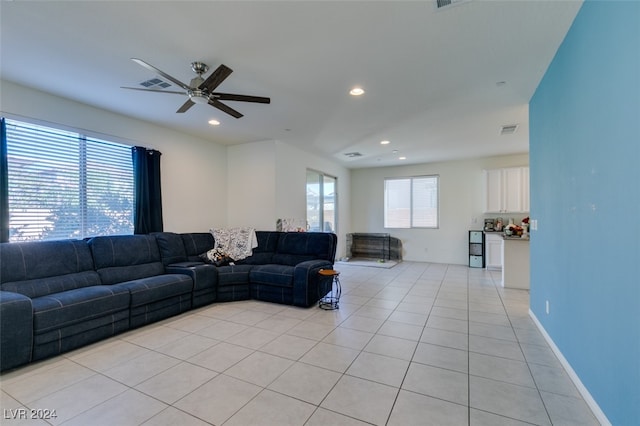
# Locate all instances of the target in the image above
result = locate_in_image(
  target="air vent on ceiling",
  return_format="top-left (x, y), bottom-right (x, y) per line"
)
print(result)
top-left (500, 124), bottom-right (519, 135)
top-left (436, 0), bottom-right (471, 10)
top-left (344, 152), bottom-right (363, 158)
top-left (139, 77), bottom-right (172, 89)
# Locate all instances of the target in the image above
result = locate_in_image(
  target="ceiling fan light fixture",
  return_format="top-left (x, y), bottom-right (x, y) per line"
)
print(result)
top-left (380, 140), bottom-right (390, 145)
top-left (349, 87), bottom-right (365, 96)
top-left (208, 119), bottom-right (220, 126)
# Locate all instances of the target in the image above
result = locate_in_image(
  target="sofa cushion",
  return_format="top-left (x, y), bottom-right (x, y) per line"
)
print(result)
top-left (249, 265), bottom-right (294, 288)
top-left (0, 240), bottom-right (101, 298)
top-left (31, 285), bottom-right (130, 334)
top-left (111, 274), bottom-right (193, 307)
top-left (272, 232), bottom-right (336, 266)
top-left (181, 233), bottom-right (215, 262)
top-left (236, 231), bottom-right (279, 265)
top-left (88, 235), bottom-right (164, 285)
top-left (154, 232), bottom-right (188, 266)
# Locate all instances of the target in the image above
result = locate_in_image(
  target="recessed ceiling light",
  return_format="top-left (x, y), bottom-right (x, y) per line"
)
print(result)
top-left (399, 156), bottom-right (407, 160)
top-left (380, 140), bottom-right (390, 145)
top-left (349, 87), bottom-right (365, 96)
top-left (208, 119), bottom-right (220, 126)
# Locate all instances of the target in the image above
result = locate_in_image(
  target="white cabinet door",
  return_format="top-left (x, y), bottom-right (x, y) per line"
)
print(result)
top-left (483, 167), bottom-right (529, 213)
top-left (484, 169), bottom-right (504, 213)
top-left (503, 167), bottom-right (523, 213)
top-left (485, 234), bottom-right (503, 270)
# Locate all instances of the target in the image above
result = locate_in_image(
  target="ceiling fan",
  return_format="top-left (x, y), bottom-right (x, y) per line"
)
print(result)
top-left (121, 58), bottom-right (270, 118)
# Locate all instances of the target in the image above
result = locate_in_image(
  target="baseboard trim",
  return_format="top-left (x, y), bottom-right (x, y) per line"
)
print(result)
top-left (528, 309), bottom-right (611, 426)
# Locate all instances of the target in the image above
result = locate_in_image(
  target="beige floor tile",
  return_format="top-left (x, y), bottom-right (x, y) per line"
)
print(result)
top-left (254, 315), bottom-right (302, 333)
top-left (388, 389), bottom-right (468, 426)
top-left (402, 362), bottom-right (468, 406)
top-left (174, 374), bottom-right (261, 425)
top-left (101, 351), bottom-right (180, 386)
top-left (135, 362), bottom-right (217, 404)
top-left (1, 359), bottom-right (95, 404)
top-left (420, 327), bottom-right (469, 350)
top-left (299, 342), bottom-right (360, 373)
top-left (258, 334), bottom-right (317, 360)
top-left (469, 376), bottom-right (551, 425)
top-left (377, 320), bottom-right (423, 341)
top-left (469, 352), bottom-right (536, 388)
top-left (363, 334), bottom-right (417, 361)
top-left (469, 335), bottom-right (526, 362)
top-left (27, 374), bottom-right (127, 425)
top-left (322, 327), bottom-right (374, 350)
top-left (154, 333), bottom-right (219, 360)
top-left (304, 407), bottom-right (371, 426)
top-left (268, 362), bottom-right (341, 405)
top-left (141, 406), bottom-right (211, 426)
top-left (227, 309), bottom-right (274, 326)
top-left (122, 325), bottom-right (190, 350)
top-left (224, 389), bottom-right (315, 426)
top-left (62, 388), bottom-right (167, 426)
top-left (187, 341), bottom-right (254, 372)
top-left (286, 320), bottom-right (336, 340)
top-left (225, 351), bottom-right (293, 387)
top-left (346, 352), bottom-right (409, 387)
top-left (225, 326), bottom-right (280, 349)
top-left (412, 342), bottom-right (468, 373)
top-left (163, 313), bottom-right (220, 333)
top-left (470, 408), bottom-right (535, 425)
top-left (540, 391), bottom-right (600, 426)
top-left (321, 375), bottom-right (398, 426)
top-left (194, 319), bottom-right (248, 340)
top-left (69, 340), bottom-right (150, 372)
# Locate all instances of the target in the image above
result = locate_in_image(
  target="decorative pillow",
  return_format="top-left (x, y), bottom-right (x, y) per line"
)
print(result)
top-left (199, 248), bottom-right (235, 267)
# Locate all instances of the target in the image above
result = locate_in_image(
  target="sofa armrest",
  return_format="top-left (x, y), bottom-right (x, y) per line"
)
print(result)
top-left (0, 291), bottom-right (34, 371)
top-left (166, 263), bottom-right (218, 293)
top-left (292, 260), bottom-right (334, 307)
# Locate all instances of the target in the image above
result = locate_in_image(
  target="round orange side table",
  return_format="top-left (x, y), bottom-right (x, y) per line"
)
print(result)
top-left (318, 269), bottom-right (341, 310)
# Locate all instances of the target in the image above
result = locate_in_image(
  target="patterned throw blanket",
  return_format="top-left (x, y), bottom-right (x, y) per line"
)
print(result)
top-left (210, 227), bottom-right (258, 261)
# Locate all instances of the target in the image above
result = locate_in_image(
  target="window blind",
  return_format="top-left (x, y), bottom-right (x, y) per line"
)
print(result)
top-left (5, 119), bottom-right (134, 241)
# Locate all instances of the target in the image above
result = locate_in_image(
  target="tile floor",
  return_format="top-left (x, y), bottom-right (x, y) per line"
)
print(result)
top-left (0, 262), bottom-right (600, 425)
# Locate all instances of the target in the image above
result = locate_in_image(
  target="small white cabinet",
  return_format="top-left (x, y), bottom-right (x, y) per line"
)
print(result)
top-left (485, 233), bottom-right (503, 270)
top-left (483, 167), bottom-right (529, 213)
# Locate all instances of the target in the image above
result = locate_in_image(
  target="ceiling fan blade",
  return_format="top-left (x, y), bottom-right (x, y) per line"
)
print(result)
top-left (213, 93), bottom-right (271, 104)
top-left (209, 98), bottom-right (243, 118)
top-left (121, 86), bottom-right (186, 95)
top-left (131, 58), bottom-right (191, 91)
top-left (199, 64), bottom-right (233, 92)
top-left (176, 99), bottom-right (195, 113)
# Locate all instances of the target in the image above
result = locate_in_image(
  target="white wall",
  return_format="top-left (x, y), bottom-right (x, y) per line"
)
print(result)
top-left (350, 153), bottom-right (529, 264)
top-left (1, 80), bottom-right (228, 232)
top-left (226, 140), bottom-right (351, 257)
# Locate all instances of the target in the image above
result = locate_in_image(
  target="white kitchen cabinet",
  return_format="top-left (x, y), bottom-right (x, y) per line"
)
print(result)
top-left (483, 167), bottom-right (529, 213)
top-left (485, 233), bottom-right (503, 270)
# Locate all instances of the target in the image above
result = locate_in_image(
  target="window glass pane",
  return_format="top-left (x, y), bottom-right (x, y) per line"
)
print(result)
top-left (323, 175), bottom-right (336, 232)
top-left (384, 178), bottom-right (411, 228)
top-left (5, 119), bottom-right (134, 241)
top-left (306, 169), bottom-right (337, 233)
top-left (412, 176), bottom-right (438, 228)
top-left (384, 176), bottom-right (438, 229)
top-left (306, 170), bottom-right (321, 232)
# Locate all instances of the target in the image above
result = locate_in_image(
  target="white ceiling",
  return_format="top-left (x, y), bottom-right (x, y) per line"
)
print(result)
top-left (0, 0), bottom-right (582, 168)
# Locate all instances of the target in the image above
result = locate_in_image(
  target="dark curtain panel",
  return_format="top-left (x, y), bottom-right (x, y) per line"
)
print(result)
top-left (132, 146), bottom-right (163, 234)
top-left (1, 118), bottom-right (9, 242)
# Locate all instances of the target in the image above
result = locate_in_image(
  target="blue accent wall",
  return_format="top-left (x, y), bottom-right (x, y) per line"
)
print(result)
top-left (529, 1), bottom-right (639, 424)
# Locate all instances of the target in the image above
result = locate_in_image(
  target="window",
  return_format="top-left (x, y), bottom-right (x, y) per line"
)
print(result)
top-left (306, 170), bottom-right (337, 233)
top-left (5, 118), bottom-right (134, 241)
top-left (384, 175), bottom-right (439, 228)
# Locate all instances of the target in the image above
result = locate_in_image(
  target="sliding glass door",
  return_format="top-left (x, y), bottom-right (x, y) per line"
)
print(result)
top-left (306, 170), bottom-right (337, 233)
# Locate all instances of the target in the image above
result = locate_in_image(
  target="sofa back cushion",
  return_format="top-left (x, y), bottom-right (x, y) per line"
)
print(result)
top-left (180, 233), bottom-right (215, 261)
top-left (237, 231), bottom-right (279, 265)
top-left (88, 235), bottom-right (164, 285)
top-left (272, 232), bottom-right (337, 266)
top-left (154, 232), bottom-right (188, 266)
top-left (0, 240), bottom-right (101, 298)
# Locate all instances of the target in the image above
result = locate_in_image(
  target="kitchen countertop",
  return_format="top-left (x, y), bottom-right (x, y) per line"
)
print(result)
top-left (502, 235), bottom-right (529, 241)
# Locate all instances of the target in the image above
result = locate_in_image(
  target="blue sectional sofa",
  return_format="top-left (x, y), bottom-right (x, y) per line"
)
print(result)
top-left (0, 231), bottom-right (336, 372)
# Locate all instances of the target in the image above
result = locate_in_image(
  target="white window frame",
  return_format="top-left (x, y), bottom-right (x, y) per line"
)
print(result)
top-left (384, 175), bottom-right (439, 229)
